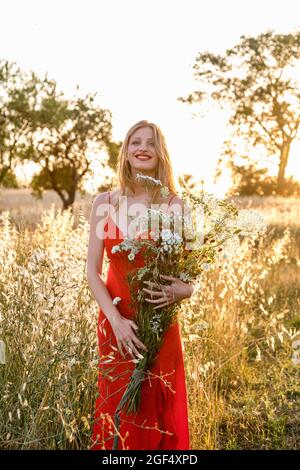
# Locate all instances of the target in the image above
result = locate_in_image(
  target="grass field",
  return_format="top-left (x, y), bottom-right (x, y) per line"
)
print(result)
top-left (0, 189), bottom-right (299, 449)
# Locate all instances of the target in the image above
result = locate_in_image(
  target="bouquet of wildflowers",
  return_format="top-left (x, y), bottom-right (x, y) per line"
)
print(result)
top-left (112, 173), bottom-right (267, 449)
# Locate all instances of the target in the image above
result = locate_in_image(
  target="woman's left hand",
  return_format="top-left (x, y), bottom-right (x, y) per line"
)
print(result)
top-left (142, 274), bottom-right (194, 310)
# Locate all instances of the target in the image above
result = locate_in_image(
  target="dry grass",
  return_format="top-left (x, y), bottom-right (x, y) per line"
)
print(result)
top-left (0, 188), bottom-right (94, 231)
top-left (0, 189), bottom-right (299, 449)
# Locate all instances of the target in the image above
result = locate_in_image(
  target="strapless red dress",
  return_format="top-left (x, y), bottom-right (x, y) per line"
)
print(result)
top-left (90, 194), bottom-right (190, 450)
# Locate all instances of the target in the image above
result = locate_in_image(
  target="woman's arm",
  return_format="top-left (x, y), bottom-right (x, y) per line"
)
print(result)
top-left (86, 192), bottom-right (148, 358)
top-left (86, 192), bottom-right (122, 327)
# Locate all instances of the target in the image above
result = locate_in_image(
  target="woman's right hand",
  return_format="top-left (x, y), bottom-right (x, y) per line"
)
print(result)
top-left (110, 316), bottom-right (148, 360)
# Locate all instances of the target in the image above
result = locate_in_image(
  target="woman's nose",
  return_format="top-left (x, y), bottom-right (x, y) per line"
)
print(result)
top-left (138, 146), bottom-right (150, 151)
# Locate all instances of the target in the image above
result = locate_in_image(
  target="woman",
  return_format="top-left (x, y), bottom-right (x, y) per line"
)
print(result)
top-left (87, 120), bottom-right (194, 450)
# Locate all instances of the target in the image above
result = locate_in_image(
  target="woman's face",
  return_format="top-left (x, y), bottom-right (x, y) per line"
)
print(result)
top-left (127, 126), bottom-right (159, 176)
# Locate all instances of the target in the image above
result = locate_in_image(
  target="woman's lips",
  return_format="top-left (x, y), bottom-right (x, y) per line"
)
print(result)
top-left (135, 154), bottom-right (152, 160)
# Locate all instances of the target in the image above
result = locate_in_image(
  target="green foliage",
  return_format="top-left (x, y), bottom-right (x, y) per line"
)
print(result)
top-left (104, 139), bottom-right (123, 171)
top-left (178, 30), bottom-right (300, 194)
top-left (30, 165), bottom-right (76, 199)
top-left (229, 159), bottom-right (300, 196)
top-left (0, 60), bottom-right (41, 185)
top-left (0, 59), bottom-right (120, 210)
top-left (0, 170), bottom-right (19, 188)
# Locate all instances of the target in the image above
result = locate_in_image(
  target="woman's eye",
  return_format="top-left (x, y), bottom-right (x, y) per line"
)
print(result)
top-left (131, 141), bottom-right (154, 145)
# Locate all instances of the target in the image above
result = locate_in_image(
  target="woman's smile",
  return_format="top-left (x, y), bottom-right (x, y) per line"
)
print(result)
top-left (135, 154), bottom-right (152, 161)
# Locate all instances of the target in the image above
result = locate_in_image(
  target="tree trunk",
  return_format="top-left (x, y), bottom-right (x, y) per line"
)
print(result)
top-left (63, 199), bottom-right (74, 212)
top-left (277, 140), bottom-right (291, 194)
top-left (0, 166), bottom-right (10, 185)
top-left (62, 185), bottom-right (76, 212)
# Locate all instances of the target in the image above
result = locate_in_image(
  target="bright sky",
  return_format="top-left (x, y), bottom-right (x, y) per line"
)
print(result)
top-left (1, 0), bottom-right (300, 196)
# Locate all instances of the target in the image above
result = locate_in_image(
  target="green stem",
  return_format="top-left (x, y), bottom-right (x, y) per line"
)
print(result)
top-left (112, 368), bottom-right (145, 450)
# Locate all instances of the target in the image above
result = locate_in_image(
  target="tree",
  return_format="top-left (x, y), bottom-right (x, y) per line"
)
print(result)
top-left (228, 158), bottom-right (300, 196)
top-left (1, 59), bottom-right (120, 209)
top-left (27, 82), bottom-right (115, 210)
top-left (0, 169), bottom-right (19, 188)
top-left (97, 138), bottom-right (123, 192)
top-left (178, 30), bottom-right (300, 194)
top-left (104, 139), bottom-right (122, 171)
top-left (0, 59), bottom-right (42, 185)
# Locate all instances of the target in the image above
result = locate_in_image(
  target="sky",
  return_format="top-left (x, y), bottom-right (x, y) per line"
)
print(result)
top-left (1, 0), bottom-right (300, 196)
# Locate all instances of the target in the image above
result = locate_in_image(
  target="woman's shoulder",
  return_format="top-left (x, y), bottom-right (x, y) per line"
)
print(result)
top-left (91, 191), bottom-right (109, 207)
top-left (110, 187), bottom-right (122, 199)
top-left (167, 193), bottom-right (192, 218)
top-left (93, 187), bottom-right (121, 203)
top-left (168, 193), bottom-right (185, 208)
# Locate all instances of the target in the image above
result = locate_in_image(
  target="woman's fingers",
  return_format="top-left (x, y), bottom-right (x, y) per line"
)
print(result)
top-left (117, 341), bottom-right (126, 359)
top-left (118, 340), bottom-right (131, 359)
top-left (153, 301), bottom-right (171, 309)
top-left (160, 274), bottom-right (176, 281)
top-left (144, 296), bottom-right (167, 304)
top-left (143, 280), bottom-right (162, 289)
top-left (130, 322), bottom-right (148, 352)
top-left (142, 287), bottom-right (162, 296)
top-left (114, 320), bottom-right (148, 359)
top-left (143, 282), bottom-right (178, 306)
top-left (130, 332), bottom-right (148, 353)
top-left (126, 340), bottom-right (139, 358)
top-left (135, 338), bottom-right (148, 352)
top-left (118, 337), bottom-right (147, 359)
top-left (130, 321), bottom-right (138, 330)
top-left (143, 285), bottom-right (171, 302)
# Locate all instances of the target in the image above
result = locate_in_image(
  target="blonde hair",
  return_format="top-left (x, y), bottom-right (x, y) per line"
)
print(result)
top-left (113, 120), bottom-right (178, 210)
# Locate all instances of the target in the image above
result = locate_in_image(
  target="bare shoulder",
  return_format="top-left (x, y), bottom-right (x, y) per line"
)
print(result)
top-left (170, 194), bottom-right (184, 205)
top-left (169, 194), bottom-right (185, 210)
top-left (90, 191), bottom-right (109, 211)
top-left (91, 187), bottom-right (120, 204)
top-left (88, 191), bottom-right (112, 224)
top-left (90, 188), bottom-right (123, 216)
top-left (109, 187), bottom-right (122, 204)
top-left (168, 194), bottom-right (192, 218)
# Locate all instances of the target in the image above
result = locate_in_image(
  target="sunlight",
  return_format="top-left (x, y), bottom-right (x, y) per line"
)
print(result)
top-left (2, 0), bottom-right (300, 196)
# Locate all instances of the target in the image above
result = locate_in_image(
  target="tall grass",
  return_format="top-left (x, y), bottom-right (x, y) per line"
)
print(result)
top-left (0, 195), bottom-right (299, 449)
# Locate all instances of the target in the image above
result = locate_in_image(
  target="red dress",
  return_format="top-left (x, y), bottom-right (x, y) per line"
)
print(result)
top-left (90, 192), bottom-right (190, 450)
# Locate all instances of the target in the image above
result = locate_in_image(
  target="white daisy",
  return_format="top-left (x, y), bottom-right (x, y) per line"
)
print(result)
top-left (202, 263), bottom-right (212, 271)
top-left (179, 272), bottom-right (192, 282)
top-left (136, 173), bottom-right (162, 187)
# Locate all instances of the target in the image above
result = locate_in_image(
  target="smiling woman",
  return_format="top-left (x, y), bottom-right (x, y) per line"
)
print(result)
top-left (87, 120), bottom-right (191, 451)
top-left (126, 126), bottom-right (160, 177)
